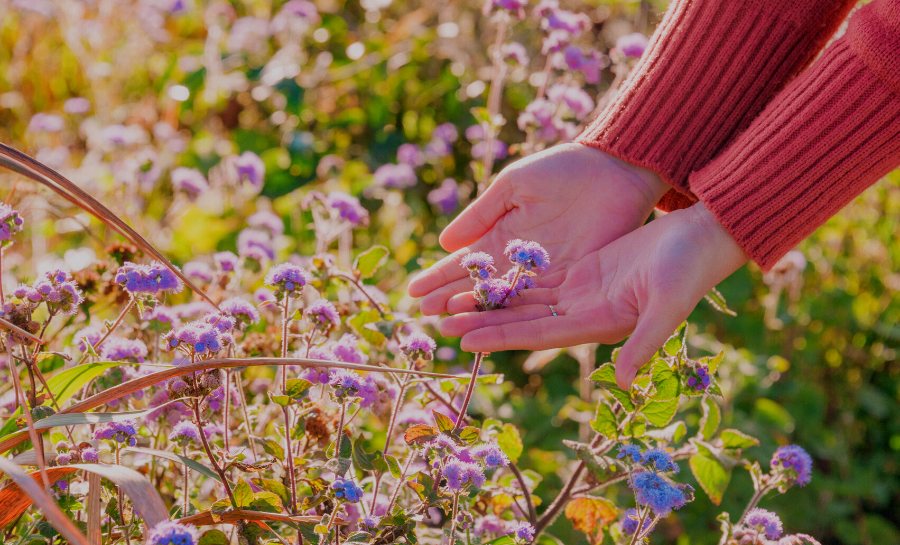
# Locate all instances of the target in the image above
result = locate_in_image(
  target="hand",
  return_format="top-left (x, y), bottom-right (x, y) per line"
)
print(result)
top-left (407, 143), bottom-right (669, 314)
top-left (438, 203), bottom-right (749, 390)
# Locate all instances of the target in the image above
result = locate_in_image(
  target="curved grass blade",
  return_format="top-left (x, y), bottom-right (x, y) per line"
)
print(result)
top-left (0, 142), bottom-right (217, 309)
top-left (66, 463), bottom-right (169, 527)
top-left (0, 458), bottom-right (90, 545)
top-left (0, 357), bottom-right (458, 454)
top-left (124, 446), bottom-right (222, 483)
top-left (32, 399), bottom-right (184, 430)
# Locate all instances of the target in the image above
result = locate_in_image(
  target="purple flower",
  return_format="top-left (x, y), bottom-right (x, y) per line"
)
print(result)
top-left (474, 277), bottom-right (514, 311)
top-left (331, 478), bottom-right (364, 502)
top-left (100, 337), bottom-right (148, 362)
top-left (204, 312), bottom-right (236, 333)
top-left (629, 470), bottom-right (693, 517)
top-left (509, 521), bottom-right (535, 543)
top-left (233, 151), bottom-right (265, 191)
top-left (461, 252), bottom-right (497, 280)
top-left (248, 210), bottom-right (284, 237)
top-left (427, 179), bottom-right (459, 214)
top-left (686, 364), bottom-right (712, 391)
top-left (163, 320), bottom-right (226, 356)
top-left (543, 9), bottom-right (591, 34)
top-left (617, 443), bottom-right (643, 464)
top-left (771, 445), bottom-right (813, 487)
top-left (237, 229), bottom-right (275, 263)
top-left (359, 515), bottom-right (380, 536)
top-left (63, 98), bottom-right (91, 114)
top-left (74, 326), bottom-right (105, 352)
top-left (520, 98), bottom-right (555, 129)
top-left (214, 251), bottom-right (240, 273)
top-left (27, 113), bottom-right (65, 133)
top-left (397, 143), bottom-right (425, 167)
top-left (0, 203), bottom-right (24, 245)
top-left (254, 288), bottom-right (276, 304)
top-left (425, 435), bottom-right (460, 460)
top-left (431, 123), bottom-right (459, 144)
top-left (616, 32), bottom-right (649, 58)
top-left (563, 46), bottom-right (605, 84)
top-left (471, 139), bottom-right (508, 161)
top-left (502, 42), bottom-right (529, 66)
top-left (424, 138), bottom-right (453, 159)
top-left (505, 239), bottom-right (550, 271)
top-left (145, 306), bottom-right (180, 326)
top-left (115, 261), bottom-right (183, 295)
top-left (298, 345), bottom-right (336, 384)
top-left (305, 299), bottom-right (340, 329)
top-left (93, 419), bottom-right (139, 447)
top-left (332, 334), bottom-right (368, 365)
top-left (30, 269), bottom-right (84, 315)
top-left (484, 0), bottom-right (526, 18)
top-left (330, 370), bottom-right (364, 401)
top-left (220, 297), bottom-right (260, 326)
top-left (547, 84), bottom-right (594, 120)
top-left (171, 167), bottom-right (208, 199)
top-left (541, 29), bottom-right (571, 54)
top-left (531, 0), bottom-right (557, 19)
top-left (399, 332), bottom-right (437, 361)
top-left (184, 261), bottom-right (215, 283)
top-left (621, 508), bottom-right (651, 536)
top-left (265, 263), bottom-right (312, 298)
top-left (642, 448), bottom-right (678, 473)
top-left (373, 163), bottom-right (416, 188)
top-left (436, 346), bottom-right (456, 361)
top-left (743, 508), bottom-right (783, 540)
top-left (148, 520), bottom-right (199, 545)
top-left (327, 191), bottom-right (369, 226)
top-left (471, 442), bottom-right (510, 469)
top-left (442, 456), bottom-right (486, 491)
top-left (168, 421), bottom-right (201, 446)
top-left (81, 447), bottom-right (99, 463)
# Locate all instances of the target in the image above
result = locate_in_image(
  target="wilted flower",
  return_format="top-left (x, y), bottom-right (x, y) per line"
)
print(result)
top-left (147, 520), bottom-right (199, 545)
top-left (616, 32), bottom-right (649, 58)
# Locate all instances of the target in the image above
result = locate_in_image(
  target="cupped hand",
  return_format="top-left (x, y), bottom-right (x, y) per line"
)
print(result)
top-left (438, 203), bottom-right (749, 390)
top-left (407, 143), bottom-right (669, 315)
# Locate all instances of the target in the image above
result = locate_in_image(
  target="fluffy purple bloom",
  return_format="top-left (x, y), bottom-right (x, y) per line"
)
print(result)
top-left (14, 284), bottom-right (41, 303)
top-left (505, 239), bottom-right (550, 272)
top-left (115, 261), bottom-right (183, 295)
top-left (474, 277), bottom-right (514, 311)
top-left (616, 32), bottom-right (649, 58)
top-left (397, 143), bottom-right (425, 167)
top-left (563, 46), bottom-right (605, 84)
top-left (148, 520), bottom-right (199, 545)
top-left (621, 508), bottom-right (651, 536)
top-left (617, 443), bottom-right (643, 464)
top-left (168, 421), bottom-right (201, 446)
top-left (254, 288), bottom-right (276, 304)
top-left (443, 456), bottom-right (486, 491)
top-left (331, 478), bottom-right (364, 502)
top-left (471, 442), bottom-right (510, 469)
top-left (431, 123), bottom-right (459, 144)
top-left (298, 345), bottom-right (336, 384)
top-left (0, 203), bottom-right (24, 245)
top-left (543, 9), bottom-right (591, 34)
top-left (214, 251), bottom-right (240, 273)
top-left (629, 470), bottom-right (693, 517)
top-left (30, 269), bottom-right (83, 315)
top-left (204, 313), bottom-right (236, 333)
top-left (63, 97), bottom-right (91, 114)
top-left (305, 299), bottom-right (340, 329)
top-left (425, 435), bottom-right (460, 461)
top-left (359, 515), bottom-right (380, 535)
top-left (327, 191), bottom-right (369, 226)
top-left (427, 178), bottom-right (459, 214)
top-left (743, 508), bottom-right (783, 540)
top-left (100, 337), bottom-right (148, 362)
top-left (502, 42), bottom-right (529, 66)
top-left (332, 334), bottom-right (368, 364)
top-left (399, 332), bottom-right (436, 361)
top-left (642, 448), bottom-right (678, 473)
top-left (163, 320), bottom-right (226, 356)
top-left (171, 167), bottom-right (208, 199)
top-left (265, 263), bottom-right (312, 298)
top-left (146, 306), bottom-right (180, 326)
top-left (248, 210), bottom-right (284, 237)
top-left (94, 419), bottom-right (139, 447)
top-left (373, 163), bottom-right (416, 188)
top-left (183, 261), bottom-right (215, 283)
top-left (542, 29), bottom-right (571, 54)
top-left (471, 139), bottom-right (508, 161)
top-left (547, 84), bottom-right (594, 120)
top-left (461, 252), bottom-right (497, 280)
top-left (509, 521), bottom-right (535, 542)
top-left (330, 370), bottom-right (364, 400)
top-left (237, 229), bottom-right (275, 263)
top-left (220, 297), bottom-right (260, 326)
top-left (233, 151), bottom-right (265, 190)
top-left (28, 113), bottom-right (65, 133)
top-left (74, 326), bottom-right (105, 352)
top-left (771, 445), bottom-right (813, 487)
top-left (81, 447), bottom-right (99, 463)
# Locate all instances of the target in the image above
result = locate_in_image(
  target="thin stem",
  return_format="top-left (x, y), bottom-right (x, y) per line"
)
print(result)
top-left (454, 352), bottom-right (484, 428)
top-left (448, 494), bottom-right (461, 545)
top-left (333, 272), bottom-right (386, 317)
top-left (370, 377), bottom-right (410, 510)
top-left (533, 433), bottom-right (605, 535)
top-left (182, 446), bottom-right (189, 516)
top-left (79, 297), bottom-right (136, 364)
top-left (115, 445), bottom-right (131, 545)
top-left (0, 249), bottom-right (4, 302)
top-left (6, 340), bottom-right (49, 491)
top-left (384, 451), bottom-right (416, 514)
top-left (737, 479), bottom-right (779, 525)
top-left (335, 402), bottom-right (347, 458)
top-left (280, 295), bottom-right (299, 515)
top-left (192, 399), bottom-right (237, 508)
top-left (508, 462), bottom-right (537, 526)
top-left (234, 371), bottom-right (258, 459)
top-left (628, 507), bottom-right (649, 545)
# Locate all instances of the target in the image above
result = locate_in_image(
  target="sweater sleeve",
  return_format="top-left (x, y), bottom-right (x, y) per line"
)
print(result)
top-left (689, 0), bottom-right (900, 271)
top-left (575, 0), bottom-right (856, 211)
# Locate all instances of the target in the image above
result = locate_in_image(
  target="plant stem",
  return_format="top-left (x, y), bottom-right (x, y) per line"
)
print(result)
top-left (5, 340), bottom-right (49, 491)
top-left (192, 399), bottom-right (237, 508)
top-left (280, 295), bottom-right (299, 515)
top-left (182, 446), bottom-right (189, 516)
top-left (508, 462), bottom-right (537, 526)
top-left (234, 371), bottom-right (258, 459)
top-left (533, 433), bottom-right (605, 535)
top-left (737, 479), bottom-right (779, 525)
top-left (114, 445), bottom-right (131, 545)
top-left (628, 507), bottom-right (649, 545)
top-left (370, 377), bottom-right (409, 510)
top-left (454, 352), bottom-right (484, 428)
top-left (384, 450), bottom-right (415, 514)
top-left (80, 297), bottom-right (136, 364)
top-left (448, 494), bottom-right (461, 545)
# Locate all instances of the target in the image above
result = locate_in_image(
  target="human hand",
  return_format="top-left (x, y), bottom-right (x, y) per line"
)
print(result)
top-left (438, 202), bottom-right (749, 390)
top-left (407, 143), bottom-right (669, 314)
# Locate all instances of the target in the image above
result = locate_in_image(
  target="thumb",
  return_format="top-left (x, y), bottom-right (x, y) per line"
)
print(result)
top-left (615, 308), bottom-right (681, 390)
top-left (439, 174), bottom-right (511, 252)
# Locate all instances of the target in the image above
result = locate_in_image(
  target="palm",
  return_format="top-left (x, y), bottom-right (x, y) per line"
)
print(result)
top-left (408, 143), bottom-right (666, 315)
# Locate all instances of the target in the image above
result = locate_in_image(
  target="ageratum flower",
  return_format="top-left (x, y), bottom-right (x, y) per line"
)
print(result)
top-left (461, 252), bottom-right (497, 280)
top-left (331, 478), bottom-right (364, 502)
top-left (373, 163), bottom-right (416, 189)
top-left (425, 435), bottom-right (460, 461)
top-left (505, 239), bottom-right (550, 271)
top-left (471, 442), bottom-right (510, 469)
top-left (617, 443), bottom-right (643, 464)
top-left (770, 445), bottom-right (813, 487)
top-left (94, 420), bottom-right (139, 447)
top-left (509, 521), bottom-right (535, 543)
top-left (397, 143), bottom-right (425, 167)
top-left (305, 299), bottom-right (340, 329)
top-left (327, 191), bottom-right (369, 226)
top-left (563, 46), bottom-right (604, 84)
top-left (168, 421), bottom-right (201, 447)
top-left (232, 151), bottom-right (265, 191)
top-left (237, 229), bottom-right (275, 263)
top-left (31, 269), bottom-right (84, 315)
top-left (547, 84), bottom-right (594, 121)
top-left (427, 179), bottom-right (460, 215)
top-left (742, 508), bottom-right (784, 540)
top-left (0, 203), bottom-right (24, 246)
top-left (332, 334), bottom-right (368, 365)
top-left (100, 337), bottom-right (148, 362)
top-left (74, 326), bottom-right (105, 352)
top-left (147, 520), bottom-right (199, 545)
top-left (146, 306), bottom-right (180, 327)
top-left (399, 332), bottom-right (437, 361)
top-left (214, 251), bottom-right (240, 273)
top-left (265, 262), bottom-right (312, 300)
top-left (330, 370), bottom-right (364, 401)
top-left (686, 364), bottom-right (712, 391)
top-left (620, 508), bottom-right (651, 536)
top-left (116, 261), bottom-right (183, 295)
top-left (248, 210), bottom-right (284, 237)
top-left (81, 447), bottom-right (99, 463)
top-left (642, 448), bottom-right (679, 473)
top-left (220, 297), bottom-right (260, 326)
top-left (162, 320), bottom-right (227, 356)
top-left (442, 457), bottom-right (486, 492)
top-left (183, 261), bottom-right (215, 283)
top-left (629, 470), bottom-right (693, 517)
top-left (171, 167), bottom-right (208, 200)
top-left (474, 277), bottom-right (514, 311)
top-left (616, 32), bottom-right (649, 58)
top-left (359, 515), bottom-right (381, 536)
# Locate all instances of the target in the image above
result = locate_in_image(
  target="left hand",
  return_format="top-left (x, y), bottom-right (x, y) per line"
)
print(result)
top-left (438, 202), bottom-right (749, 390)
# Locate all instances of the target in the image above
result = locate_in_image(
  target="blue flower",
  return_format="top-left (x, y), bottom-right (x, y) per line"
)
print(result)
top-left (620, 508), bottom-right (651, 536)
top-left (743, 508), bottom-right (783, 540)
top-left (642, 448), bottom-right (679, 473)
top-left (617, 443), bottom-right (642, 464)
top-left (629, 470), bottom-right (693, 517)
top-left (265, 263), bottom-right (312, 298)
top-left (509, 521), bottom-right (535, 543)
top-left (442, 457), bottom-right (485, 492)
top-left (331, 478), bottom-right (363, 502)
top-left (504, 239), bottom-right (550, 272)
top-left (771, 445), bottom-right (813, 487)
top-left (148, 520), bottom-right (199, 545)
top-left (471, 442), bottom-right (510, 469)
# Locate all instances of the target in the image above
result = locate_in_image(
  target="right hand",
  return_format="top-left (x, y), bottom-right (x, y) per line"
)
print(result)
top-left (407, 143), bottom-right (670, 315)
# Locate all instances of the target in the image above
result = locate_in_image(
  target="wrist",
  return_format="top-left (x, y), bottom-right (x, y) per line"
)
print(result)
top-left (687, 201), bottom-right (750, 278)
top-left (575, 143), bottom-right (671, 208)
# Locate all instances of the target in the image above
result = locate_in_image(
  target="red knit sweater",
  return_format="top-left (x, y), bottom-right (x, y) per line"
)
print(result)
top-left (577, 0), bottom-right (900, 270)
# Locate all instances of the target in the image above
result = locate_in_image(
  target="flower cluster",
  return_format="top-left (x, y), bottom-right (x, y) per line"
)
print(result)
top-left (329, 370), bottom-right (364, 402)
top-left (219, 297), bottom-right (260, 326)
top-left (115, 261), bottom-right (183, 295)
top-left (508, 521), bottom-right (536, 543)
top-left (461, 240), bottom-right (549, 311)
top-left (770, 445), bottom-right (813, 487)
top-left (442, 456), bottom-right (486, 492)
top-left (305, 299), bottom-right (340, 330)
top-left (168, 421), bottom-right (201, 447)
top-left (265, 262), bottom-right (312, 300)
top-left (15, 269), bottom-right (84, 316)
top-left (619, 444), bottom-right (693, 532)
top-left (94, 419), bottom-right (139, 447)
top-left (0, 203), bottom-right (24, 246)
top-left (685, 363), bottom-right (712, 392)
top-left (148, 520), bottom-right (199, 545)
top-left (399, 332), bottom-right (437, 361)
top-left (232, 151), bottom-right (266, 191)
top-left (100, 336), bottom-right (148, 362)
top-left (331, 478), bottom-right (364, 502)
top-left (326, 191), bottom-right (369, 226)
top-left (162, 316), bottom-right (233, 357)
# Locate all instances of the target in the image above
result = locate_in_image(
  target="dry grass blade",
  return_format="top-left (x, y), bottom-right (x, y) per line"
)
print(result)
top-left (0, 357), bottom-right (458, 454)
top-left (0, 458), bottom-right (90, 545)
top-left (0, 316), bottom-right (45, 344)
top-left (0, 143), bottom-right (218, 309)
top-left (176, 509), bottom-right (331, 526)
top-left (87, 472), bottom-right (101, 544)
top-left (5, 344), bottom-right (50, 490)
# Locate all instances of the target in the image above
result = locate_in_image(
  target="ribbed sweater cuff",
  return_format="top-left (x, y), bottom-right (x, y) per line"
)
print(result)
top-left (576, 0), bottom-right (855, 203)
top-left (690, 37), bottom-right (900, 271)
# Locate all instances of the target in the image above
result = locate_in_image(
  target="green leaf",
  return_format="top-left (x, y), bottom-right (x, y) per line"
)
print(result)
top-left (650, 360), bottom-right (680, 401)
top-left (719, 429), bottom-right (760, 449)
top-left (199, 530), bottom-right (229, 545)
top-left (689, 454), bottom-right (731, 505)
top-left (252, 478), bottom-right (291, 508)
top-left (497, 424), bottom-right (523, 464)
top-left (251, 437), bottom-right (285, 461)
top-left (352, 438), bottom-right (375, 471)
top-left (453, 426), bottom-right (480, 445)
top-left (590, 402), bottom-right (617, 438)
top-left (31, 401), bottom-right (184, 431)
top-left (249, 491), bottom-right (284, 513)
top-left (348, 309), bottom-right (387, 348)
top-left (591, 364), bottom-right (634, 410)
top-left (432, 411), bottom-right (455, 433)
top-left (700, 398), bottom-right (721, 440)
top-left (385, 454), bottom-right (402, 478)
top-left (346, 532), bottom-right (372, 543)
top-left (354, 246), bottom-right (389, 279)
top-left (325, 457), bottom-right (352, 477)
top-left (233, 479), bottom-right (254, 509)
top-left (704, 287), bottom-right (737, 316)
top-left (125, 447), bottom-right (222, 483)
top-left (641, 397), bottom-right (679, 427)
top-left (563, 440), bottom-right (613, 482)
top-left (643, 421), bottom-right (687, 443)
top-left (285, 379), bottom-right (313, 400)
top-left (663, 322), bottom-right (686, 357)
top-left (268, 392), bottom-right (291, 407)
top-left (297, 523), bottom-right (320, 545)
top-left (706, 352), bottom-right (724, 374)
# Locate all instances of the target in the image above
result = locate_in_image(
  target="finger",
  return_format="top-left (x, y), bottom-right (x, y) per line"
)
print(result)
top-left (439, 176), bottom-right (511, 252)
top-left (446, 292), bottom-right (478, 314)
top-left (408, 249), bottom-right (473, 298)
top-left (419, 278), bottom-right (475, 316)
top-left (440, 304), bottom-right (556, 337)
top-left (615, 311), bottom-right (682, 390)
top-left (505, 288), bottom-right (558, 308)
top-left (458, 315), bottom-right (588, 352)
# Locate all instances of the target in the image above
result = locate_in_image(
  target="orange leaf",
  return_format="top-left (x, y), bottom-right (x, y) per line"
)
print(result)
top-left (404, 424), bottom-right (438, 445)
top-left (564, 497), bottom-right (619, 540)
